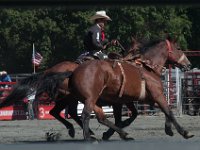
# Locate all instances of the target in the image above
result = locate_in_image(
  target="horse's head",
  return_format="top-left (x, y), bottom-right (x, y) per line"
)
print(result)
top-left (166, 40), bottom-right (191, 71)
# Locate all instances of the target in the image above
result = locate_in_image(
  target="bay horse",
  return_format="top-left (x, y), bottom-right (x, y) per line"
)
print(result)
top-left (51, 38), bottom-right (193, 141)
top-left (0, 61), bottom-right (82, 138)
top-left (0, 46), bottom-right (137, 139)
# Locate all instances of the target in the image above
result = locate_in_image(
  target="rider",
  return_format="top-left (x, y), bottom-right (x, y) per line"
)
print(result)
top-left (83, 10), bottom-right (112, 60)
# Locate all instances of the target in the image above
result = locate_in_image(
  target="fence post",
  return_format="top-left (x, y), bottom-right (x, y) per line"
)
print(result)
top-left (176, 68), bottom-right (182, 116)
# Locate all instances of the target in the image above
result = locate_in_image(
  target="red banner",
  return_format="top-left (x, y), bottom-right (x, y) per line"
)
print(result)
top-left (37, 105), bottom-right (65, 120)
top-left (0, 105), bottom-right (26, 120)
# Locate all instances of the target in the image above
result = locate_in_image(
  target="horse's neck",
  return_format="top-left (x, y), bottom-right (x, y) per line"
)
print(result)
top-left (143, 43), bottom-right (168, 75)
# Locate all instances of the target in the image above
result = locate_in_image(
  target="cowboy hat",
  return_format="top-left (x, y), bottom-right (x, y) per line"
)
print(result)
top-left (90, 10), bottom-right (112, 22)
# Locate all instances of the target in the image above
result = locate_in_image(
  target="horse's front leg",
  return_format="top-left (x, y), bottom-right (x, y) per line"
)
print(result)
top-left (93, 105), bottom-right (129, 140)
top-left (81, 101), bottom-right (96, 141)
top-left (165, 114), bottom-right (174, 136)
top-left (49, 100), bottom-right (75, 138)
top-left (68, 100), bottom-right (95, 136)
top-left (148, 101), bottom-right (173, 136)
top-left (148, 85), bottom-right (194, 139)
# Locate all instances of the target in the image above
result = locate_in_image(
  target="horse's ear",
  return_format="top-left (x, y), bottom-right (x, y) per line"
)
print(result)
top-left (165, 32), bottom-right (172, 42)
top-left (130, 36), bottom-right (136, 48)
top-left (131, 36), bottom-right (137, 44)
top-left (129, 35), bottom-right (141, 51)
top-left (165, 32), bottom-right (179, 43)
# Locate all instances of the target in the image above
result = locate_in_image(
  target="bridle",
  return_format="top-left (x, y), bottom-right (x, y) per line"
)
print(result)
top-left (165, 39), bottom-right (186, 65)
top-left (145, 40), bottom-right (185, 75)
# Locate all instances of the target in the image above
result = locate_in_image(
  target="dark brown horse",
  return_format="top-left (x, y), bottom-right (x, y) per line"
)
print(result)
top-left (0, 38), bottom-right (192, 141)
top-left (0, 61), bottom-right (81, 138)
top-left (57, 38), bottom-right (193, 141)
top-left (0, 55), bottom-right (136, 140)
top-left (0, 39), bottom-right (139, 140)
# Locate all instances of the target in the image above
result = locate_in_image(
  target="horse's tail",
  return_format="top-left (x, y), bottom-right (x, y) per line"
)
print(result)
top-left (36, 71), bottom-right (73, 100)
top-left (0, 72), bottom-right (44, 108)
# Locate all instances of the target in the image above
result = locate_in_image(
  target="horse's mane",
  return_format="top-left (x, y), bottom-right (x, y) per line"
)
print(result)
top-left (139, 38), bottom-right (165, 54)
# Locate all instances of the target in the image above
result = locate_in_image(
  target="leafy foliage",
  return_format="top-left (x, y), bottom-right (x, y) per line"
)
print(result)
top-left (0, 6), bottom-right (198, 73)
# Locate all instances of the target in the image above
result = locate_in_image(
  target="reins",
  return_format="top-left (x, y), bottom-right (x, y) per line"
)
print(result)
top-left (116, 40), bottom-right (126, 52)
top-left (100, 40), bottom-right (126, 55)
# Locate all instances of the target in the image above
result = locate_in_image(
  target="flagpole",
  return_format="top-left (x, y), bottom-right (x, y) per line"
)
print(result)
top-left (33, 43), bottom-right (36, 74)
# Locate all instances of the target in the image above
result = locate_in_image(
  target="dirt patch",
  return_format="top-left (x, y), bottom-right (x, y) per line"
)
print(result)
top-left (0, 115), bottom-right (199, 144)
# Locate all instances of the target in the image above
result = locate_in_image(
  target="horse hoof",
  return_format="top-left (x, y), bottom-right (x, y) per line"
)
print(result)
top-left (120, 133), bottom-right (134, 141)
top-left (102, 132), bottom-right (110, 141)
top-left (90, 134), bottom-right (99, 141)
top-left (68, 128), bottom-right (75, 138)
top-left (123, 136), bottom-right (135, 141)
top-left (85, 135), bottom-right (99, 142)
top-left (184, 131), bottom-right (194, 139)
top-left (165, 129), bottom-right (174, 136)
top-left (119, 132), bottom-right (129, 140)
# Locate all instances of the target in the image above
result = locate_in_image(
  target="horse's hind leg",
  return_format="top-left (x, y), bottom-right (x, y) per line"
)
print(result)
top-left (49, 100), bottom-right (75, 138)
top-left (82, 100), bottom-right (129, 141)
top-left (93, 105), bottom-right (129, 140)
top-left (102, 104), bottom-right (123, 140)
top-left (120, 102), bottom-right (138, 128)
top-left (103, 103), bottom-right (138, 140)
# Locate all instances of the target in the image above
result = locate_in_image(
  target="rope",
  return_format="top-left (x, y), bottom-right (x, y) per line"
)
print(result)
top-left (117, 62), bottom-right (126, 97)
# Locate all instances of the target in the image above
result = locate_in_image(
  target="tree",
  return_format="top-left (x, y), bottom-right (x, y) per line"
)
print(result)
top-left (108, 6), bottom-right (191, 50)
top-left (186, 8), bottom-right (200, 68)
top-left (0, 6), bottom-right (195, 73)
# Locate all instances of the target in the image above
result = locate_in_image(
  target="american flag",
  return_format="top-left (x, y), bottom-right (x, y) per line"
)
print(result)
top-left (32, 44), bottom-right (43, 66)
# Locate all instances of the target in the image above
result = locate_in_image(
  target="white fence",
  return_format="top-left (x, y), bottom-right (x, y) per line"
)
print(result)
top-left (77, 102), bottom-right (113, 116)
